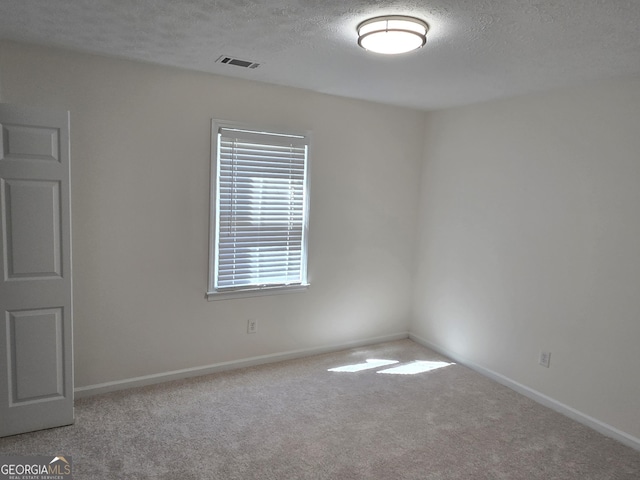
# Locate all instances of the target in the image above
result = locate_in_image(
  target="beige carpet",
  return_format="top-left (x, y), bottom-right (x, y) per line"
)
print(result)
top-left (1, 339), bottom-right (639, 479)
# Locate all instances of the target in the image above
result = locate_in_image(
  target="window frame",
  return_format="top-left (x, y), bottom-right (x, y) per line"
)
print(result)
top-left (207, 119), bottom-right (311, 301)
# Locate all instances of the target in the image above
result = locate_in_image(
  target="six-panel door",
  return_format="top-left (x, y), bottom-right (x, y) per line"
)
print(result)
top-left (0, 104), bottom-right (74, 437)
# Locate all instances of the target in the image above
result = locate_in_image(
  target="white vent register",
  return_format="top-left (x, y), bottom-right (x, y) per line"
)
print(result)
top-left (215, 55), bottom-right (260, 69)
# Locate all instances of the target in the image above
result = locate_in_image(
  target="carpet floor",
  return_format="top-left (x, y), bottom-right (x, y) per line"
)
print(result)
top-left (1, 339), bottom-right (639, 479)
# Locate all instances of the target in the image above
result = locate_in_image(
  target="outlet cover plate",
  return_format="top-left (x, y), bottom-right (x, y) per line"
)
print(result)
top-left (247, 319), bottom-right (257, 334)
top-left (539, 351), bottom-right (551, 368)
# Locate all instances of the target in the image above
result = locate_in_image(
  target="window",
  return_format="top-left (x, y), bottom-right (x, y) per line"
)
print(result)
top-left (207, 121), bottom-right (310, 300)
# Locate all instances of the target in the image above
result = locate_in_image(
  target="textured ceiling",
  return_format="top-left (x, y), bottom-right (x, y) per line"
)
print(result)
top-left (1, 0), bottom-right (640, 110)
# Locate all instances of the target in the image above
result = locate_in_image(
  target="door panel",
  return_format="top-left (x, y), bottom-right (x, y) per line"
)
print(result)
top-left (1, 124), bottom-right (60, 162)
top-left (8, 308), bottom-right (65, 403)
top-left (2, 179), bottom-right (62, 278)
top-left (0, 104), bottom-right (73, 437)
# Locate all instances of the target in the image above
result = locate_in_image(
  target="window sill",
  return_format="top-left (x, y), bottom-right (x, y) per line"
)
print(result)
top-left (206, 284), bottom-right (309, 301)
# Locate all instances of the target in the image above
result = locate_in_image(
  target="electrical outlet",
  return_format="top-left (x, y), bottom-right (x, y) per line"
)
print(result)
top-left (539, 351), bottom-right (551, 368)
top-left (247, 319), bottom-right (257, 334)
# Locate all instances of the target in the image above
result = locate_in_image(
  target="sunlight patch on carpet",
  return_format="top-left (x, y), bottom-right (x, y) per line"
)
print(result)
top-left (377, 361), bottom-right (454, 375)
top-left (328, 359), bottom-right (398, 372)
top-left (328, 359), bottom-right (454, 375)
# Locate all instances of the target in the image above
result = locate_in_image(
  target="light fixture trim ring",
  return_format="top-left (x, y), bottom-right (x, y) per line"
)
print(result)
top-left (357, 15), bottom-right (429, 54)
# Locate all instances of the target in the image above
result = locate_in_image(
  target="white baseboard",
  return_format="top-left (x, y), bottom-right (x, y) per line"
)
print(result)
top-left (409, 333), bottom-right (640, 452)
top-left (75, 332), bottom-right (410, 399)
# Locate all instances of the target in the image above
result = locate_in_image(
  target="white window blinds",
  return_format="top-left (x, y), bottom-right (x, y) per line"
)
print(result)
top-left (212, 125), bottom-right (309, 294)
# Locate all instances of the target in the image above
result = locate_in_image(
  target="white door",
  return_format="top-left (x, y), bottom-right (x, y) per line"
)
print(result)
top-left (0, 104), bottom-right (74, 437)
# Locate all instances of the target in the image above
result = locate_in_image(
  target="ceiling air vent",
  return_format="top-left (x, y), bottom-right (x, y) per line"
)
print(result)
top-left (215, 55), bottom-right (260, 69)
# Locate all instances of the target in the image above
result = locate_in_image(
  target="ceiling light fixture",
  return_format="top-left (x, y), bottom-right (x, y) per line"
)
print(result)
top-left (357, 15), bottom-right (429, 55)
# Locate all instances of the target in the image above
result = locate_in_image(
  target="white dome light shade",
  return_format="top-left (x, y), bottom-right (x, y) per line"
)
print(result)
top-left (357, 16), bottom-right (429, 55)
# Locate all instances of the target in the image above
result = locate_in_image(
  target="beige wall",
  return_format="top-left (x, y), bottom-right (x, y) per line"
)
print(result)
top-left (413, 78), bottom-right (640, 440)
top-left (0, 41), bottom-right (425, 387)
